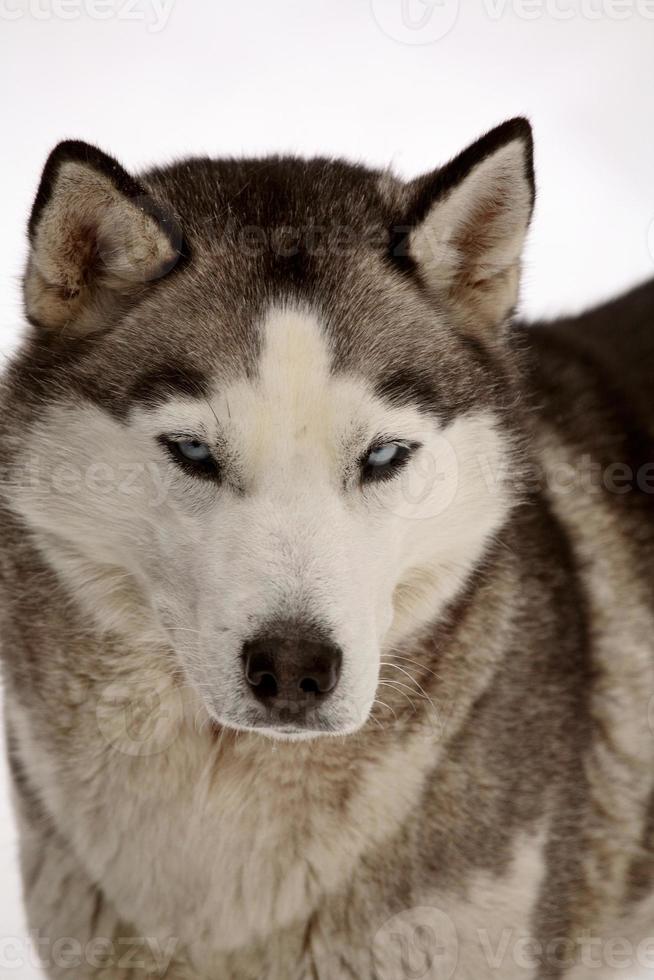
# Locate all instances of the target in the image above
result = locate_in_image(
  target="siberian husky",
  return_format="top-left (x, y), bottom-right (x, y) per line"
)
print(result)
top-left (2, 118), bottom-right (654, 979)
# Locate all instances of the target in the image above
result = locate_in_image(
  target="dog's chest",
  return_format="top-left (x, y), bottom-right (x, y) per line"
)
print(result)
top-left (85, 740), bottom-right (547, 980)
top-left (14, 691), bottom-right (553, 979)
top-left (200, 826), bottom-right (550, 980)
top-left (94, 736), bottom-right (358, 954)
top-left (19, 705), bottom-right (430, 957)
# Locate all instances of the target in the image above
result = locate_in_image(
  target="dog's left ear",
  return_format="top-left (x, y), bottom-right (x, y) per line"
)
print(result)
top-left (399, 118), bottom-right (534, 337)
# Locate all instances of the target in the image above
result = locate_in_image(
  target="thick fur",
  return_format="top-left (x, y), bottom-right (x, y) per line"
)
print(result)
top-left (1, 121), bottom-right (654, 979)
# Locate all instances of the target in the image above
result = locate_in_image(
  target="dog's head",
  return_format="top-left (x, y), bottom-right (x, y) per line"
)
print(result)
top-left (3, 121), bottom-right (533, 739)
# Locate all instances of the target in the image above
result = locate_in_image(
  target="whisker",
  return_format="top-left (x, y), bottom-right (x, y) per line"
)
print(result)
top-left (380, 663), bottom-right (437, 711)
top-left (378, 677), bottom-right (429, 702)
top-left (377, 680), bottom-right (418, 713)
top-left (372, 697), bottom-right (397, 720)
top-left (381, 654), bottom-right (443, 681)
top-left (381, 654), bottom-right (459, 699)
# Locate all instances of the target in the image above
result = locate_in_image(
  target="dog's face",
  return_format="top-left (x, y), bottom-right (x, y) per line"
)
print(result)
top-left (3, 122), bottom-right (533, 739)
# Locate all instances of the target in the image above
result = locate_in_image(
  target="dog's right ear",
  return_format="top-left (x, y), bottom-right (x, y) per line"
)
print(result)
top-left (24, 141), bottom-right (183, 334)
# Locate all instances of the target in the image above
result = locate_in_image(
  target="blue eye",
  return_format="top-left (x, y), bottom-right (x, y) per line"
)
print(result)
top-left (362, 440), bottom-right (417, 483)
top-left (367, 444), bottom-right (401, 467)
top-left (177, 439), bottom-right (211, 462)
top-left (159, 436), bottom-right (219, 480)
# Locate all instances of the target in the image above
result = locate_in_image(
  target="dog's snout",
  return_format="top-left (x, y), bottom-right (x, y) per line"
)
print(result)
top-left (243, 631), bottom-right (342, 706)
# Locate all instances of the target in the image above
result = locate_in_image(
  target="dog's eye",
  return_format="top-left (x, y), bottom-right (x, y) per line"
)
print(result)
top-left (361, 441), bottom-right (417, 483)
top-left (159, 437), bottom-right (219, 480)
top-left (176, 439), bottom-right (211, 462)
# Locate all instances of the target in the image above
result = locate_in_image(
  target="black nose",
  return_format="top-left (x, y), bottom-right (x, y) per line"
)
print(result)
top-left (242, 630), bottom-right (342, 707)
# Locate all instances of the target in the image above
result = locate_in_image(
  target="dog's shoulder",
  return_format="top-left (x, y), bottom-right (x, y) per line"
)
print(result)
top-left (520, 276), bottom-right (654, 440)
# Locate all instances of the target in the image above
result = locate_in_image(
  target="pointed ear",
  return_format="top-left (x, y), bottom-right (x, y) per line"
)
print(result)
top-left (25, 141), bottom-right (183, 333)
top-left (401, 118), bottom-right (534, 337)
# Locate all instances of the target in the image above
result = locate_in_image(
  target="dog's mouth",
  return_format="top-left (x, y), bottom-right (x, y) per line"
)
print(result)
top-left (208, 696), bottom-right (366, 741)
top-left (209, 720), bottom-right (322, 742)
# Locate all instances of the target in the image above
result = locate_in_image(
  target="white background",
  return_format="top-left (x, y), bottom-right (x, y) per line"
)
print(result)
top-left (1, 1), bottom-right (654, 976)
